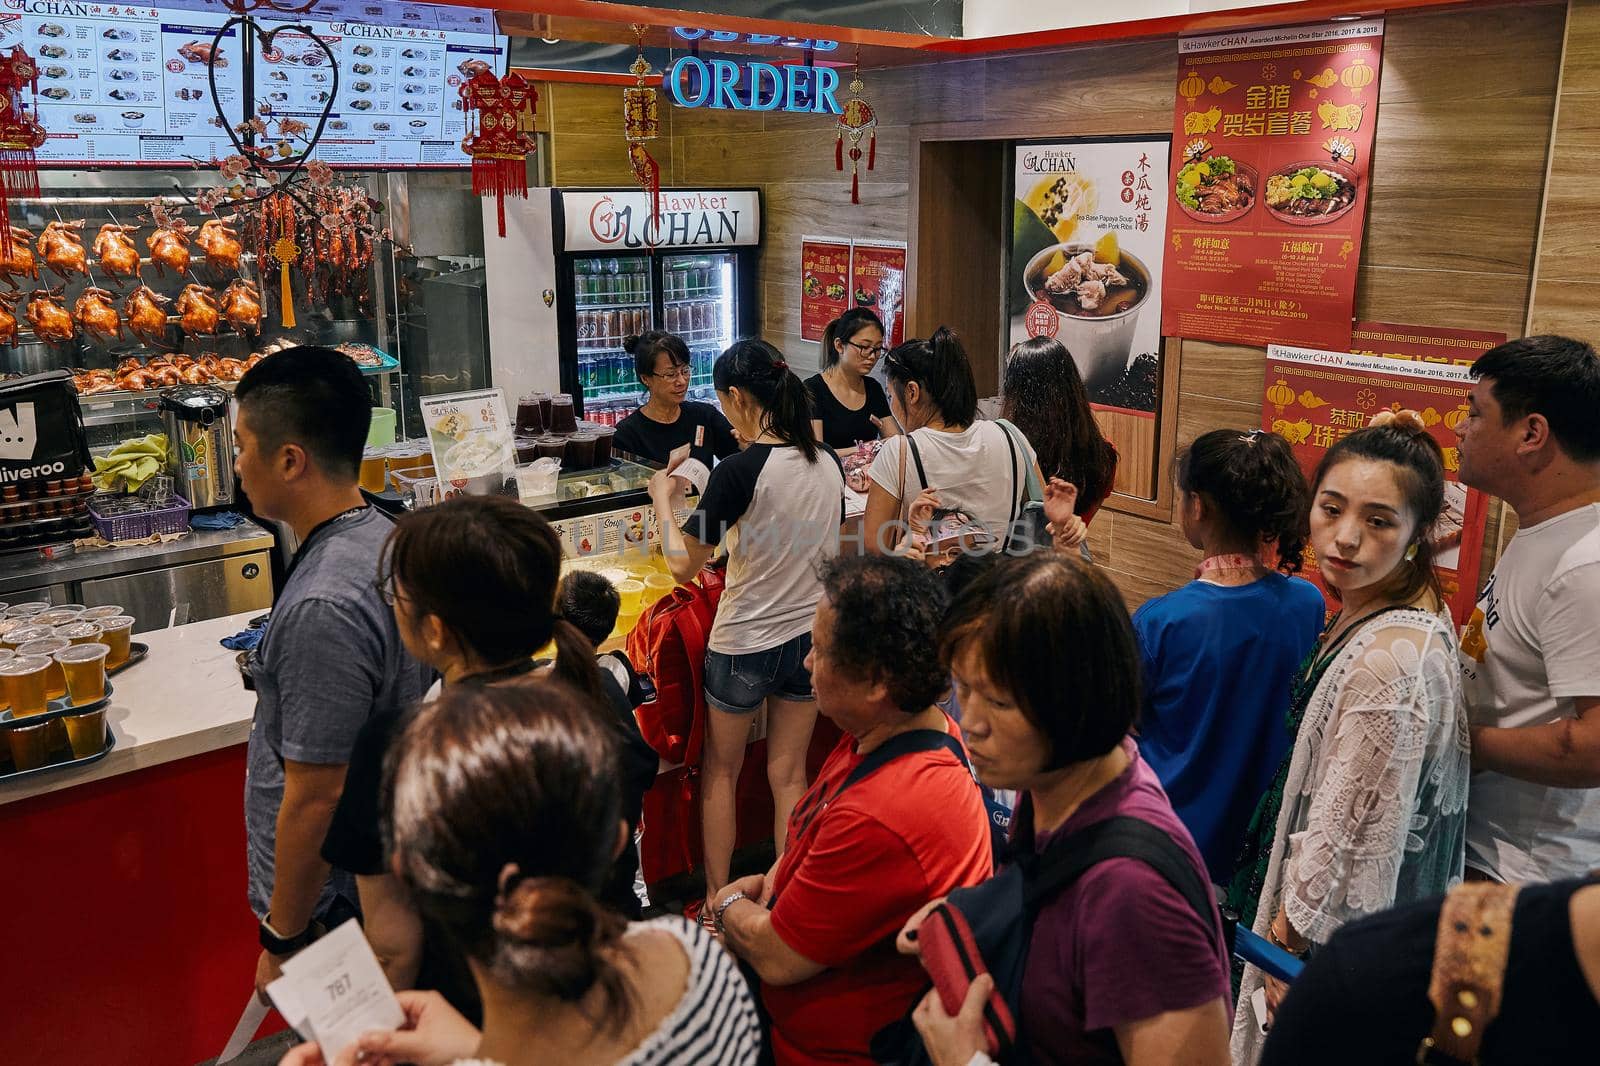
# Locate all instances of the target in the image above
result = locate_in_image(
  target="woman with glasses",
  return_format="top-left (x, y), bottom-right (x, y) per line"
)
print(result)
top-left (614, 330), bottom-right (740, 467)
top-left (805, 307), bottom-right (897, 451)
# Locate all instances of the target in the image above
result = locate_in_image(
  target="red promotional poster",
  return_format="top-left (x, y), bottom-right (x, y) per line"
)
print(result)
top-left (1351, 321), bottom-right (1506, 366)
top-left (848, 241), bottom-right (907, 347)
top-left (1163, 20), bottom-right (1385, 351)
top-left (1263, 344), bottom-right (1487, 624)
top-left (799, 237), bottom-right (853, 341)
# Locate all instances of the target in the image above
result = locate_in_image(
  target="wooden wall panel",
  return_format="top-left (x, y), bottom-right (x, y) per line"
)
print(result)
top-left (539, 2), bottom-right (1567, 608)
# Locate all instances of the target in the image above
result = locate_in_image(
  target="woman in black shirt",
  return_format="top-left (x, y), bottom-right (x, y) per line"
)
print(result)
top-left (805, 307), bottom-right (896, 451)
top-left (614, 331), bottom-right (739, 467)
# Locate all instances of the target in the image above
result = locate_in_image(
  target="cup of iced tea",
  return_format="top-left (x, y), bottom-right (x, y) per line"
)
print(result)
top-left (63, 705), bottom-right (107, 758)
top-left (534, 435), bottom-right (567, 462)
top-left (549, 394), bottom-right (578, 434)
top-left (535, 392), bottom-right (553, 428)
top-left (79, 605), bottom-right (125, 622)
top-left (95, 616), bottom-right (135, 669)
top-left (360, 447), bottom-right (391, 494)
top-left (55, 621), bottom-right (103, 647)
top-left (565, 432), bottom-right (598, 469)
top-left (0, 655), bottom-right (52, 716)
top-left (34, 608), bottom-right (82, 627)
top-left (55, 643), bottom-right (109, 707)
top-left (4, 602), bottom-right (50, 618)
top-left (17, 638), bottom-right (69, 699)
top-left (591, 425), bottom-right (616, 467)
top-left (643, 573), bottom-right (676, 606)
top-left (3, 624), bottom-right (53, 652)
top-left (6, 720), bottom-right (52, 771)
top-left (516, 395), bottom-right (546, 436)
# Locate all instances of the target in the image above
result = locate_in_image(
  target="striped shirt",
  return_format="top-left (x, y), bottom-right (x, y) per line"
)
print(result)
top-left (447, 917), bottom-right (761, 1066)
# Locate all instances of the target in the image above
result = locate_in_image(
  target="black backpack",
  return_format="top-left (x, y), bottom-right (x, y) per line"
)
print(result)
top-left (872, 798), bottom-right (1222, 1065)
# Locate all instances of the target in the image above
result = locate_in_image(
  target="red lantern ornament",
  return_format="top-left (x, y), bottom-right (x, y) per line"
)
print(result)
top-left (460, 70), bottom-right (536, 238)
top-left (835, 55), bottom-right (876, 205)
top-left (623, 27), bottom-right (661, 226)
top-left (0, 46), bottom-right (45, 260)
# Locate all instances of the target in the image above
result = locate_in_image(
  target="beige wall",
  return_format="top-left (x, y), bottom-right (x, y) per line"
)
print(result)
top-left (538, 2), bottom-right (1568, 607)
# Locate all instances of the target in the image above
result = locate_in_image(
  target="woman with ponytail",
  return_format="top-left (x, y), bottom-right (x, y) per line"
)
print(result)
top-left (648, 338), bottom-right (846, 923)
top-left (320, 497), bottom-right (658, 1018)
top-left (1228, 411), bottom-right (1468, 1064)
top-left (283, 682), bottom-right (761, 1066)
top-left (1132, 429), bottom-right (1326, 882)
top-left (863, 327), bottom-right (1048, 555)
top-left (806, 306), bottom-right (895, 450)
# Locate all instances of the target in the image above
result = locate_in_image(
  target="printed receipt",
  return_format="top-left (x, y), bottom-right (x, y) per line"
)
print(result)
top-left (267, 920), bottom-right (405, 1059)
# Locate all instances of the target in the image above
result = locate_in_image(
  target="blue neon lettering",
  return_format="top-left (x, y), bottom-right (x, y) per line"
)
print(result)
top-left (747, 62), bottom-right (782, 110)
top-left (672, 27), bottom-right (706, 41)
top-left (710, 59), bottom-right (744, 109)
top-left (784, 64), bottom-right (810, 112)
top-left (814, 65), bottom-right (841, 114)
top-left (665, 56), bottom-right (709, 108)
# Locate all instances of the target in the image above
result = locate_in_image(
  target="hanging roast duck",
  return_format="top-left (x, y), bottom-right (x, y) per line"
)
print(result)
top-left (124, 285), bottom-right (171, 347)
top-left (38, 220), bottom-right (88, 281)
top-left (0, 227), bottom-right (39, 290)
top-left (176, 283), bottom-right (221, 335)
top-left (73, 287), bottom-right (123, 344)
top-left (221, 279), bottom-right (261, 335)
top-left (26, 287), bottom-right (76, 344)
top-left (197, 218), bottom-right (242, 272)
top-left (147, 221), bottom-right (192, 277)
top-left (93, 223), bottom-right (142, 282)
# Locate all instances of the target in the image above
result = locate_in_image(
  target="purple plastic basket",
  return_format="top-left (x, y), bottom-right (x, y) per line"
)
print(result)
top-left (88, 493), bottom-right (192, 542)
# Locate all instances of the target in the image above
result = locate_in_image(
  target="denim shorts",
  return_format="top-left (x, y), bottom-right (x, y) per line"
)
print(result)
top-left (704, 631), bottom-right (814, 714)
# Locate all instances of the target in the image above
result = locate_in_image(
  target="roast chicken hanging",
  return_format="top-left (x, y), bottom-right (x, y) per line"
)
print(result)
top-left (93, 223), bottom-right (141, 281)
top-left (147, 221), bottom-right (192, 277)
top-left (197, 218), bottom-right (242, 272)
top-left (176, 283), bottom-right (221, 335)
top-left (26, 287), bottom-right (75, 344)
top-left (0, 226), bottom-right (38, 290)
top-left (38, 220), bottom-right (87, 281)
top-left (73, 286), bottom-right (123, 344)
top-left (0, 291), bottom-right (18, 346)
top-left (124, 284), bottom-right (170, 347)
top-left (221, 278), bottom-right (261, 335)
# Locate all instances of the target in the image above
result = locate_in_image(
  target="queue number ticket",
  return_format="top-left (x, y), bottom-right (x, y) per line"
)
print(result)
top-left (666, 443), bottom-right (710, 496)
top-left (266, 919), bottom-right (405, 1059)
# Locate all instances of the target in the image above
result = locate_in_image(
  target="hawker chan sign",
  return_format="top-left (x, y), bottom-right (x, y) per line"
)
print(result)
top-left (664, 55), bottom-right (843, 114)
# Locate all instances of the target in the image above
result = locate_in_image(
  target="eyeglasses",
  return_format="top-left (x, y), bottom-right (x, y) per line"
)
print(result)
top-left (650, 365), bottom-right (692, 382)
top-left (375, 574), bottom-right (399, 607)
top-left (847, 340), bottom-right (887, 358)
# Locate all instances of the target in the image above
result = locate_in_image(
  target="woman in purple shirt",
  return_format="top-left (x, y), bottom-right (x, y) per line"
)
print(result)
top-left (902, 553), bottom-right (1232, 1066)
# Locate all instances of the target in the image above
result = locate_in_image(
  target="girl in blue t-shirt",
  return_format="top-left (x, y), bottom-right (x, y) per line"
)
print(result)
top-left (1132, 429), bottom-right (1326, 882)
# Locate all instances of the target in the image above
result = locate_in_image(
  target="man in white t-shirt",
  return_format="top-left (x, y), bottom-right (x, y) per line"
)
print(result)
top-left (1456, 335), bottom-right (1600, 883)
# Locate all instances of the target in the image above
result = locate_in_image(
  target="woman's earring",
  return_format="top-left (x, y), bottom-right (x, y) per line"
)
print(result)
top-left (1405, 542), bottom-right (1419, 562)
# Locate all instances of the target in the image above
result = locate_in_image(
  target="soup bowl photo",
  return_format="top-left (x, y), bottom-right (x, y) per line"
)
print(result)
top-left (1023, 242), bottom-right (1153, 395)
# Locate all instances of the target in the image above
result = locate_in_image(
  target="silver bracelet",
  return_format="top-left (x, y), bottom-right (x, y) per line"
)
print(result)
top-left (713, 890), bottom-right (749, 936)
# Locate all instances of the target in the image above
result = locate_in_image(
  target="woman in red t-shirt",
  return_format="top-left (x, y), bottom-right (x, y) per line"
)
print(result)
top-left (902, 553), bottom-right (1232, 1066)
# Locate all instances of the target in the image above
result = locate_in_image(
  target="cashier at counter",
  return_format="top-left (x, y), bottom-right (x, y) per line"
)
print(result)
top-left (614, 330), bottom-right (739, 468)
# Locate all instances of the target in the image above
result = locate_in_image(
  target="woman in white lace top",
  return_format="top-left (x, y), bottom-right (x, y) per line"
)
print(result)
top-left (280, 682), bottom-right (761, 1066)
top-left (1229, 411), bottom-right (1469, 1064)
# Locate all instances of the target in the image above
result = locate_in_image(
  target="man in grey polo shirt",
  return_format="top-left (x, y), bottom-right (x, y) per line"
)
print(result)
top-left (233, 346), bottom-right (433, 1002)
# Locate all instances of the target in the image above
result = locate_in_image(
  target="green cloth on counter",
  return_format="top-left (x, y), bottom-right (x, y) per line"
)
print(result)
top-left (92, 433), bottom-right (170, 493)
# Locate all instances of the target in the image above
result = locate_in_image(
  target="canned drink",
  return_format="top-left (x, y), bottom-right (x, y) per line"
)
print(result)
top-left (606, 310), bottom-right (622, 346)
top-left (631, 308), bottom-right (646, 335)
top-left (580, 354), bottom-right (597, 392)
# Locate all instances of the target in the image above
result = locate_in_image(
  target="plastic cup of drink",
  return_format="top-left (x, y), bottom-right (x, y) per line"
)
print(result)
top-left (96, 616), bottom-right (135, 669)
top-left (516, 395), bottom-right (546, 435)
top-left (6, 720), bottom-right (52, 771)
top-left (534, 435), bottom-right (567, 462)
top-left (643, 573), bottom-right (675, 606)
top-left (34, 609), bottom-right (82, 627)
top-left (614, 608), bottom-right (643, 639)
top-left (0, 655), bottom-right (52, 716)
top-left (17, 639), bottom-right (69, 699)
top-left (54, 604), bottom-right (87, 614)
top-left (514, 436), bottom-right (540, 464)
top-left (566, 432), bottom-right (598, 469)
top-left (55, 643), bottom-right (109, 707)
top-left (359, 447), bottom-right (390, 494)
top-left (63, 705), bottom-right (107, 758)
top-left (550, 394), bottom-right (578, 434)
top-left (3, 625), bottom-right (53, 652)
top-left (591, 425), bottom-right (615, 467)
top-left (5, 602), bottom-right (50, 618)
top-left (616, 579), bottom-right (645, 615)
top-left (55, 621), bottom-right (104, 647)
top-left (79, 605), bottom-right (125, 622)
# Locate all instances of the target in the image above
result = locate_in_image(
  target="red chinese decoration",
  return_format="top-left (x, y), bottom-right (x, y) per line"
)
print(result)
top-left (624, 27), bottom-right (661, 225)
top-left (835, 53), bottom-right (876, 205)
top-left (0, 46), bottom-right (45, 260)
top-left (460, 70), bottom-right (536, 238)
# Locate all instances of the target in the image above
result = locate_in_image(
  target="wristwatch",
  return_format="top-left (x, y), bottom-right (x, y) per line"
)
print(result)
top-left (713, 890), bottom-right (749, 937)
top-left (259, 915), bottom-right (319, 956)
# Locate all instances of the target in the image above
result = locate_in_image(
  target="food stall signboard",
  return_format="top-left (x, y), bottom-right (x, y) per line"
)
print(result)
top-left (800, 236), bottom-right (852, 342)
top-left (1163, 19), bottom-right (1385, 351)
top-left (848, 241), bottom-right (905, 349)
top-left (664, 55), bottom-right (842, 114)
top-left (1263, 342), bottom-right (1487, 624)
top-left (418, 387), bottom-right (515, 500)
top-left (558, 188), bottom-right (761, 253)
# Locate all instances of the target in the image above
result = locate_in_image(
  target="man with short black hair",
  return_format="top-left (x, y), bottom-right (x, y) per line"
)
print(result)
top-left (235, 346), bottom-right (433, 1000)
top-left (1456, 334), bottom-right (1600, 882)
top-left (713, 555), bottom-right (992, 1066)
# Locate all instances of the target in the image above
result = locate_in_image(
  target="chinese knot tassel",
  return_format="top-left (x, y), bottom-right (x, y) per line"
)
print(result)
top-left (836, 134), bottom-right (843, 171)
top-left (473, 154), bottom-right (527, 238)
top-left (628, 142), bottom-right (661, 228)
top-left (868, 131), bottom-right (875, 170)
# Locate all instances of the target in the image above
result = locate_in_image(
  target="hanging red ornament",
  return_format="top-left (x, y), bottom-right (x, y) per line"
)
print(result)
top-left (623, 26), bottom-right (661, 226)
top-left (835, 54), bottom-right (876, 205)
top-left (460, 70), bottom-right (536, 238)
top-left (0, 45), bottom-right (45, 260)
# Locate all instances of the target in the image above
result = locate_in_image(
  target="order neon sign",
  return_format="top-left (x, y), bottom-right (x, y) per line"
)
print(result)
top-left (664, 55), bottom-right (841, 114)
top-left (672, 28), bottom-right (839, 51)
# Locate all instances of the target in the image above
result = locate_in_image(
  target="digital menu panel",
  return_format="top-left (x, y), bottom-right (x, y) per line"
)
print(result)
top-left (0, 0), bottom-right (503, 167)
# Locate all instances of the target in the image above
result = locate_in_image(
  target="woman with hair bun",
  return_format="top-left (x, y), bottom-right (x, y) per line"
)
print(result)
top-left (1133, 428), bottom-right (1326, 882)
top-left (281, 682), bottom-right (761, 1066)
top-left (806, 306), bottom-right (895, 450)
top-left (614, 330), bottom-right (739, 467)
top-left (1228, 410), bottom-right (1469, 1064)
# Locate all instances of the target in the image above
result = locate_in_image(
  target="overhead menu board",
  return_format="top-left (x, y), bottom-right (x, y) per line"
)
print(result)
top-left (0, 0), bottom-right (503, 167)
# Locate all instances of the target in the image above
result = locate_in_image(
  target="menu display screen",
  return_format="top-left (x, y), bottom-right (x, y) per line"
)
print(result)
top-left (0, 0), bottom-right (503, 167)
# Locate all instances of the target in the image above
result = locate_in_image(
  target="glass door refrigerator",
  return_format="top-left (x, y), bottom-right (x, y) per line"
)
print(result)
top-left (551, 188), bottom-right (763, 426)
